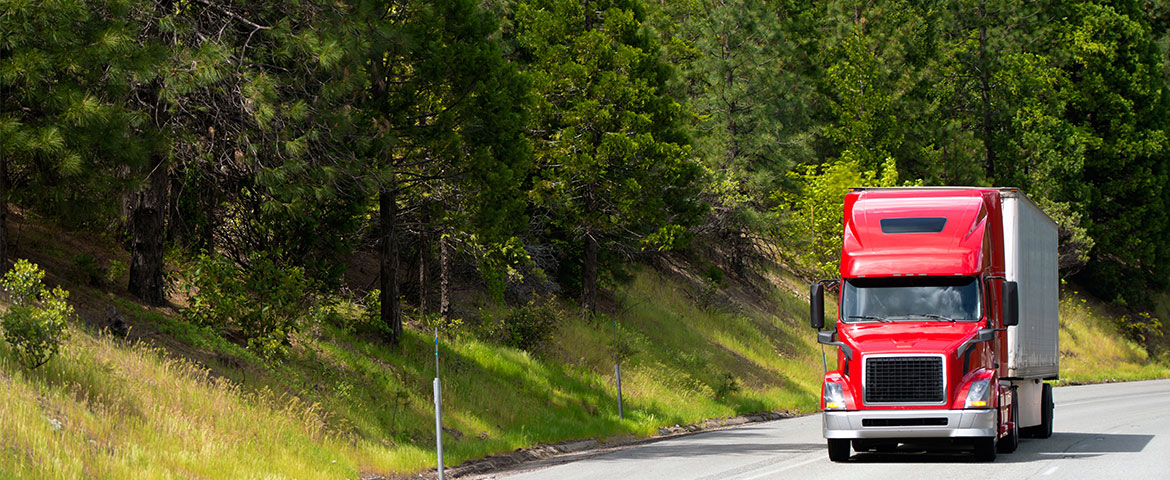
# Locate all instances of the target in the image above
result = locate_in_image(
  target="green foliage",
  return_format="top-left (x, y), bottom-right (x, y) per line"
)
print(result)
top-left (73, 253), bottom-right (101, 286)
top-left (1059, 1), bottom-right (1170, 312)
top-left (467, 236), bottom-right (534, 303)
top-left (483, 297), bottom-right (564, 351)
top-left (653, 0), bottom-right (809, 244)
top-left (0, 259), bottom-right (74, 369)
top-left (180, 253), bottom-right (309, 361)
top-left (713, 372), bottom-right (740, 401)
top-left (1115, 311), bottom-right (1165, 355)
top-left (106, 259), bottom-right (128, 286)
top-left (516, 0), bottom-right (705, 301)
top-left (0, 0), bottom-right (153, 223)
top-left (780, 157), bottom-right (906, 279)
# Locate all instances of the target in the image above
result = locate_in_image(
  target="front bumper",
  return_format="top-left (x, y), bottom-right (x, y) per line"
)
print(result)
top-left (823, 408), bottom-right (996, 439)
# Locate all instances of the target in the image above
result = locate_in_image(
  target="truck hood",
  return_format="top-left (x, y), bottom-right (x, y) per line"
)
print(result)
top-left (838, 321), bottom-right (983, 355)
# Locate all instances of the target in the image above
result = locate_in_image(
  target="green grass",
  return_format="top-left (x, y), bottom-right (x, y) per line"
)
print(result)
top-left (1, 254), bottom-right (1167, 478)
top-left (1057, 285), bottom-right (1170, 384)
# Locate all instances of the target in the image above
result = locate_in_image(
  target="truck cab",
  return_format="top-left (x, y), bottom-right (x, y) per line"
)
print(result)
top-left (810, 187), bottom-right (1058, 462)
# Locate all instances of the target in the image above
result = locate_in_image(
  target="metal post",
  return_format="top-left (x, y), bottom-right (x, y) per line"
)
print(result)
top-left (613, 318), bottom-right (623, 419)
top-left (615, 363), bottom-right (623, 419)
top-left (434, 328), bottom-right (444, 480)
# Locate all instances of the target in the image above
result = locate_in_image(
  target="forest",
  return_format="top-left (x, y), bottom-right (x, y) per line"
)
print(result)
top-left (4, 0), bottom-right (1170, 358)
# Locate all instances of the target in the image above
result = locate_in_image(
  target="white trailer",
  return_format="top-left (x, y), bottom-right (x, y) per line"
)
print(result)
top-left (1000, 188), bottom-right (1059, 437)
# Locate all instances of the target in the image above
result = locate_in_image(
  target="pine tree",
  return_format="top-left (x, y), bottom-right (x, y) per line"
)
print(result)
top-left (1059, 1), bottom-right (1170, 308)
top-left (515, 0), bottom-right (704, 315)
top-left (336, 0), bottom-right (530, 342)
top-left (0, 0), bottom-right (152, 274)
top-left (654, 0), bottom-right (812, 273)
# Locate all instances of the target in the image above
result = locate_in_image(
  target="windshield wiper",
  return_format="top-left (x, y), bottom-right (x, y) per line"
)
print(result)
top-left (913, 314), bottom-right (956, 322)
top-left (848, 315), bottom-right (891, 323)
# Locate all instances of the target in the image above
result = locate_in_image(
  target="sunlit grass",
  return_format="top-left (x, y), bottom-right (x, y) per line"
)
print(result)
top-left (1057, 286), bottom-right (1170, 384)
top-left (4, 263), bottom-right (1165, 478)
top-left (0, 263), bottom-right (827, 477)
top-left (0, 329), bottom-right (364, 479)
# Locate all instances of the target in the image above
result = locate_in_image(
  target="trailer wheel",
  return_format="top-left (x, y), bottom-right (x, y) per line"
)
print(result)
top-left (974, 437), bottom-right (997, 462)
top-left (998, 387), bottom-right (1019, 453)
top-left (1038, 382), bottom-right (1054, 438)
top-left (828, 439), bottom-right (851, 462)
top-left (1024, 382), bottom-right (1055, 438)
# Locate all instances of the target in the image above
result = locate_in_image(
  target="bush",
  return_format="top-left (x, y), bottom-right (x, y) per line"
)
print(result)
top-left (180, 253), bottom-right (309, 360)
top-left (0, 259), bottom-right (75, 369)
top-left (485, 297), bottom-right (562, 351)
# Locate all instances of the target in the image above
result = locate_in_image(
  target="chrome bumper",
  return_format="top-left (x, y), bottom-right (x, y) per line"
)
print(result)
top-left (823, 409), bottom-right (996, 439)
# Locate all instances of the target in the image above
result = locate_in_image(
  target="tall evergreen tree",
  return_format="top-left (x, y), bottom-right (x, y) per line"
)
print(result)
top-left (654, 0), bottom-right (812, 272)
top-left (336, 0), bottom-right (530, 342)
top-left (0, 0), bottom-right (152, 273)
top-left (515, 0), bottom-right (704, 315)
top-left (1060, 1), bottom-right (1170, 308)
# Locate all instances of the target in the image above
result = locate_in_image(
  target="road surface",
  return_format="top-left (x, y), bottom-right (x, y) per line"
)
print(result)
top-left (492, 379), bottom-right (1170, 480)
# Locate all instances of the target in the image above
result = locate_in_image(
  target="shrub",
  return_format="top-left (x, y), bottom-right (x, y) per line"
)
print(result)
top-left (0, 259), bottom-right (75, 369)
top-left (181, 253), bottom-right (309, 360)
top-left (486, 297), bottom-right (562, 351)
top-left (105, 259), bottom-right (127, 286)
top-left (73, 253), bottom-right (102, 286)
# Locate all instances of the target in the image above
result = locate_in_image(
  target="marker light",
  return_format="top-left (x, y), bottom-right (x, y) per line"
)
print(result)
top-left (824, 382), bottom-right (847, 410)
top-left (965, 379), bottom-right (991, 408)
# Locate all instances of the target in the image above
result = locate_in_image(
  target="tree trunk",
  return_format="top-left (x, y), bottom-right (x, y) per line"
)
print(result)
top-left (440, 233), bottom-right (451, 319)
top-left (380, 188), bottom-right (403, 344)
top-left (0, 155), bottom-right (8, 273)
top-left (128, 161), bottom-right (169, 305)
top-left (582, 233), bottom-right (599, 317)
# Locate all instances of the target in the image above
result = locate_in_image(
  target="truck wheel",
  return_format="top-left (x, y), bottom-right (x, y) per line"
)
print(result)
top-left (1024, 382), bottom-right (1055, 438)
top-left (828, 439), bottom-right (851, 462)
top-left (974, 437), bottom-right (997, 462)
top-left (998, 388), bottom-right (1019, 453)
top-left (1039, 382), bottom-right (1054, 438)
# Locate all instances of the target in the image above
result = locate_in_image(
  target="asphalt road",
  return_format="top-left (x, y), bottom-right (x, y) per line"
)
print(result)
top-left (494, 379), bottom-right (1170, 480)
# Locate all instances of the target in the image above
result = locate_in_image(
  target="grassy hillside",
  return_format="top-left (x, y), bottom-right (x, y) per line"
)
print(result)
top-left (0, 218), bottom-right (1166, 478)
top-left (1057, 284), bottom-right (1170, 383)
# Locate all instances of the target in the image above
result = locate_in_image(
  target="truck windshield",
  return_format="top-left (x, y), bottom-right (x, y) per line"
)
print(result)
top-left (842, 276), bottom-right (981, 323)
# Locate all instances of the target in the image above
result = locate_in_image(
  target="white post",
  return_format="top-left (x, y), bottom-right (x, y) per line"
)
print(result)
top-left (434, 327), bottom-right (444, 480)
top-left (434, 377), bottom-right (444, 480)
top-left (615, 363), bottom-right (623, 419)
top-left (613, 318), bottom-right (623, 419)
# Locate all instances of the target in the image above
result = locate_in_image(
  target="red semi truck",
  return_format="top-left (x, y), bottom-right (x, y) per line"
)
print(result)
top-left (809, 187), bottom-right (1059, 462)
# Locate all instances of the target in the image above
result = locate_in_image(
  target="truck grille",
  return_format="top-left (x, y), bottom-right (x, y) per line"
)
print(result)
top-left (864, 356), bottom-right (944, 404)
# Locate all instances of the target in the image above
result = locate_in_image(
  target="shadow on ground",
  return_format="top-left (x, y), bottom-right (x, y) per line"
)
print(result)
top-left (844, 431), bottom-right (1154, 464)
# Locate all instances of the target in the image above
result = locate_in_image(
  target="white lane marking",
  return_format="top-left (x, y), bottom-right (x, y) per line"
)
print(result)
top-left (1042, 466), bottom-right (1059, 476)
top-left (738, 455), bottom-right (822, 480)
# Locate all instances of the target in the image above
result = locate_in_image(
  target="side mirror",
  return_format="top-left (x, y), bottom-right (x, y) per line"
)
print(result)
top-left (1002, 281), bottom-right (1019, 327)
top-left (810, 283), bottom-right (825, 330)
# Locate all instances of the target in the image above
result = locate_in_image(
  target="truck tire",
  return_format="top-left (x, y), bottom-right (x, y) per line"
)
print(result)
top-left (828, 439), bottom-right (851, 462)
top-left (1023, 382), bottom-right (1055, 438)
top-left (1038, 382), bottom-right (1054, 438)
top-left (998, 387), bottom-right (1019, 453)
top-left (974, 437), bottom-right (997, 462)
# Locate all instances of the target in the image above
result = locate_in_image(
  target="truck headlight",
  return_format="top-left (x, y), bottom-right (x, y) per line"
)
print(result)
top-left (824, 381), bottom-right (847, 410)
top-left (965, 379), bottom-right (991, 408)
